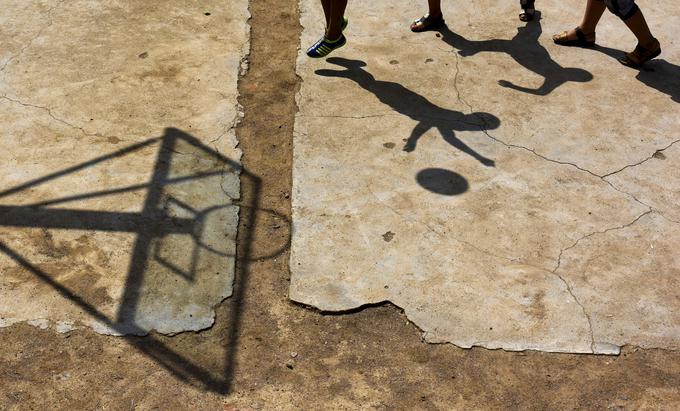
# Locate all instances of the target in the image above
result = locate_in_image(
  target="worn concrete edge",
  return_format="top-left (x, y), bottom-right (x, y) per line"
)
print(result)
top-left (0, 3), bottom-right (252, 338)
top-left (289, 298), bottom-right (680, 356)
top-left (287, 0), bottom-right (680, 356)
top-left (293, 296), bottom-right (680, 357)
top-left (288, 203), bottom-right (676, 355)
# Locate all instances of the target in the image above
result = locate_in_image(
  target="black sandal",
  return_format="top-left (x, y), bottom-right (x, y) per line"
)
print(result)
top-left (519, 0), bottom-right (535, 22)
top-left (410, 14), bottom-right (445, 33)
top-left (552, 27), bottom-right (595, 48)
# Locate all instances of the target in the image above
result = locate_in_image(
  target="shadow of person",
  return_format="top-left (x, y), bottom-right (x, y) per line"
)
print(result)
top-left (591, 44), bottom-right (680, 104)
top-left (438, 12), bottom-right (593, 96)
top-left (626, 60), bottom-right (680, 103)
top-left (315, 58), bottom-right (499, 167)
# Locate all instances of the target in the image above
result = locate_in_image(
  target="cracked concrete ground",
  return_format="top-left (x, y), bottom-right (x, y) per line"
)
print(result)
top-left (291, 0), bottom-right (680, 354)
top-left (2, 0), bottom-right (680, 409)
top-left (0, 0), bottom-right (248, 335)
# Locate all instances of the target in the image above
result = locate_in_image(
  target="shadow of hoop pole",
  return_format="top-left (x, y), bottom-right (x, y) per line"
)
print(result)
top-left (0, 127), bottom-right (289, 394)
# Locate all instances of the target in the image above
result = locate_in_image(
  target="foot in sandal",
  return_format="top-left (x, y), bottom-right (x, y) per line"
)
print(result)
top-left (552, 27), bottom-right (596, 48)
top-left (410, 13), bottom-right (445, 33)
top-left (519, 0), bottom-right (535, 22)
top-left (619, 38), bottom-right (661, 68)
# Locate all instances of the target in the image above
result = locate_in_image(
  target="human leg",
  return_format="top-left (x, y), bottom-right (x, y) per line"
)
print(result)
top-left (411, 0), bottom-right (444, 32)
top-left (428, 0), bottom-right (442, 18)
top-left (552, 0), bottom-right (606, 46)
top-left (321, 0), bottom-right (331, 27)
top-left (618, 6), bottom-right (661, 66)
top-left (519, 0), bottom-right (535, 22)
top-left (326, 0), bottom-right (348, 39)
top-left (621, 6), bottom-right (658, 49)
top-left (602, 0), bottom-right (661, 66)
top-left (307, 0), bottom-right (348, 58)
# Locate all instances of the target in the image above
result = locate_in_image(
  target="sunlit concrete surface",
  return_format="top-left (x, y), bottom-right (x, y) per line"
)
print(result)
top-left (0, 0), bottom-right (249, 335)
top-left (291, 0), bottom-right (680, 353)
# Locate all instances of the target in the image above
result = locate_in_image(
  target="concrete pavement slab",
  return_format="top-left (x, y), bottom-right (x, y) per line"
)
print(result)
top-left (291, 0), bottom-right (680, 353)
top-left (0, 0), bottom-right (249, 335)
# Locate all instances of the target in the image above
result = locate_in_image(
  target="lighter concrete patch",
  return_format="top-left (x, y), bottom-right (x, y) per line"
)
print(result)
top-left (291, 0), bottom-right (680, 353)
top-left (0, 0), bottom-right (249, 335)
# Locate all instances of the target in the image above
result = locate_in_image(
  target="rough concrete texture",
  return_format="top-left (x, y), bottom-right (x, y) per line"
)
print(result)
top-left (2, 1), bottom-right (680, 408)
top-left (291, 0), bottom-right (680, 353)
top-left (0, 0), bottom-right (249, 335)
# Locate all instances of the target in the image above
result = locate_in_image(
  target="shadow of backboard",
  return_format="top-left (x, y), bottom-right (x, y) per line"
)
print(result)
top-left (0, 127), bottom-right (288, 393)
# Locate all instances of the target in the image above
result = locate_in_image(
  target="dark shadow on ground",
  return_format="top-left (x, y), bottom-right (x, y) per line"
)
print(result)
top-left (438, 12), bottom-right (593, 96)
top-left (416, 168), bottom-right (469, 196)
top-left (588, 44), bottom-right (680, 103)
top-left (0, 128), bottom-right (291, 393)
top-left (316, 57), bottom-right (498, 167)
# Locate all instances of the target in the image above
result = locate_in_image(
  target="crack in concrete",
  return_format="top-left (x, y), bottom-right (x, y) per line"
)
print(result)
top-left (549, 209), bottom-right (653, 353)
top-left (0, 0), bottom-right (65, 74)
top-left (293, 19), bottom-right (678, 356)
top-left (451, 53), bottom-right (600, 178)
top-left (551, 268), bottom-right (597, 353)
top-left (449, 52), bottom-right (677, 213)
top-left (303, 52), bottom-right (670, 224)
top-left (363, 54), bottom-right (660, 350)
top-left (350, 186), bottom-right (610, 353)
top-left (602, 139), bottom-right (680, 178)
top-left (0, 94), bottom-right (125, 142)
top-left (299, 113), bottom-right (398, 120)
top-left (552, 210), bottom-right (653, 273)
top-left (371, 182), bottom-right (655, 353)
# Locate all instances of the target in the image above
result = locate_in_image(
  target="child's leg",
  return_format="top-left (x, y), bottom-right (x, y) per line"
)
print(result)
top-left (307, 0), bottom-right (348, 57)
top-left (327, 0), bottom-right (348, 39)
top-left (428, 0), bottom-right (442, 18)
top-left (622, 8), bottom-right (657, 48)
top-left (321, 0), bottom-right (331, 28)
top-left (519, 0), bottom-right (535, 22)
top-left (580, 0), bottom-right (607, 33)
top-left (617, 4), bottom-right (660, 66)
top-left (580, 0), bottom-right (607, 34)
top-left (410, 0), bottom-right (444, 32)
top-left (553, 0), bottom-right (605, 44)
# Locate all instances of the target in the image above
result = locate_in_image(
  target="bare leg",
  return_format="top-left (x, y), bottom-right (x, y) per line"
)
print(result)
top-left (619, 8), bottom-right (660, 66)
top-left (579, 0), bottom-right (606, 34)
top-left (321, 0), bottom-right (331, 28)
top-left (428, 0), bottom-right (442, 18)
top-left (559, 0), bottom-right (606, 42)
top-left (327, 0), bottom-right (348, 39)
top-left (623, 9), bottom-right (658, 49)
top-left (519, 0), bottom-right (536, 22)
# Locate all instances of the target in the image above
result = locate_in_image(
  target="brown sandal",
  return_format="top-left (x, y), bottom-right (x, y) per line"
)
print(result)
top-left (410, 14), bottom-right (445, 33)
top-left (619, 40), bottom-right (661, 68)
top-left (552, 27), bottom-right (595, 48)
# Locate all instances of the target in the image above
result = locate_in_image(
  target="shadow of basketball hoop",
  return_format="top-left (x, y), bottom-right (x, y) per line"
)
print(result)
top-left (0, 127), bottom-right (290, 393)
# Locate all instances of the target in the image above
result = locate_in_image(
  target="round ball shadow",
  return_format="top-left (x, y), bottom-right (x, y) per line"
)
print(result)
top-left (416, 168), bottom-right (469, 196)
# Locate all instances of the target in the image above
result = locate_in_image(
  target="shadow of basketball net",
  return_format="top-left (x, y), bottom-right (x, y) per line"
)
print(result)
top-left (0, 128), bottom-right (285, 393)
